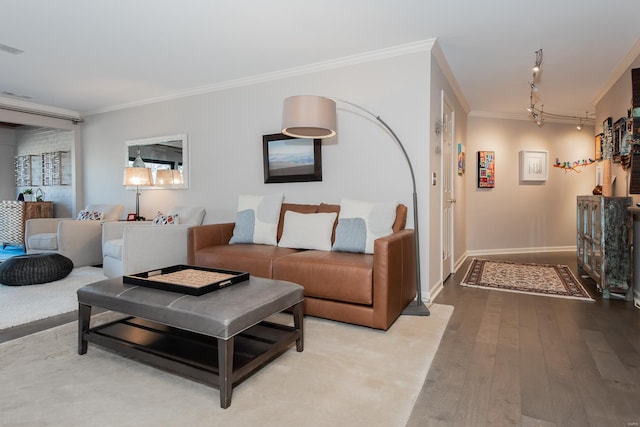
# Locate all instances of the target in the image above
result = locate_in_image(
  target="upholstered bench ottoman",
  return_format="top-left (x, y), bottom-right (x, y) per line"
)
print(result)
top-left (77, 275), bottom-right (304, 408)
top-left (0, 253), bottom-right (73, 286)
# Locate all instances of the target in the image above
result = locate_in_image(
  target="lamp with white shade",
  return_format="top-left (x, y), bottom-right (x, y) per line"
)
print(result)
top-left (155, 169), bottom-right (183, 185)
top-left (123, 150), bottom-right (153, 220)
top-left (281, 95), bottom-right (429, 316)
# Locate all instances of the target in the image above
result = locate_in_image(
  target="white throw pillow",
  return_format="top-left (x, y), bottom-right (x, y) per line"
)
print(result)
top-left (278, 211), bottom-right (337, 251)
top-left (229, 193), bottom-right (283, 246)
top-left (332, 198), bottom-right (398, 254)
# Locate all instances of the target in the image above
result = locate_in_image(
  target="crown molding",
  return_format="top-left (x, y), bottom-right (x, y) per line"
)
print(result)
top-left (592, 37), bottom-right (640, 106)
top-left (0, 97), bottom-right (81, 120)
top-left (84, 39), bottom-right (439, 116)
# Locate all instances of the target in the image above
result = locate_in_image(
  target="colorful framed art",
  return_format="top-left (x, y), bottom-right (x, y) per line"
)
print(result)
top-left (457, 143), bottom-right (465, 175)
top-left (477, 151), bottom-right (495, 188)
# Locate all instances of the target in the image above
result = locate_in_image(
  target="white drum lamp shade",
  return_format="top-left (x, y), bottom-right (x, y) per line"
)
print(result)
top-left (282, 95), bottom-right (337, 138)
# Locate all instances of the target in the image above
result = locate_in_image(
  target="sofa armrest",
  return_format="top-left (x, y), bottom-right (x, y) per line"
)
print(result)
top-left (56, 220), bottom-right (105, 267)
top-left (187, 223), bottom-right (235, 264)
top-left (121, 224), bottom-right (192, 275)
top-left (371, 229), bottom-right (417, 328)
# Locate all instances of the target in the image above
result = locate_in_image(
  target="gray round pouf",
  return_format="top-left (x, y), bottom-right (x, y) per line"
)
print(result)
top-left (0, 253), bottom-right (74, 286)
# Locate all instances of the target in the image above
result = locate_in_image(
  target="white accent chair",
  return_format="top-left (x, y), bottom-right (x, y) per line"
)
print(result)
top-left (102, 206), bottom-right (206, 278)
top-left (24, 204), bottom-right (124, 267)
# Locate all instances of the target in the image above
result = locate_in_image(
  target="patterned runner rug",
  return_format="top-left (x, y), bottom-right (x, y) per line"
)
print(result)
top-left (462, 259), bottom-right (594, 301)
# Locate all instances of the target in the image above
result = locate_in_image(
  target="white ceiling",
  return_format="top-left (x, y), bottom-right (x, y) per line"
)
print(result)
top-left (1, 0), bottom-right (639, 119)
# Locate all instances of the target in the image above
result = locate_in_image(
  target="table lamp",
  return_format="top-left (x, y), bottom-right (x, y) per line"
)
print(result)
top-left (123, 167), bottom-right (152, 220)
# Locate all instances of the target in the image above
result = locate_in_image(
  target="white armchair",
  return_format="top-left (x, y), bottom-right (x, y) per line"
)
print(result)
top-left (24, 204), bottom-right (124, 267)
top-left (102, 206), bottom-right (206, 278)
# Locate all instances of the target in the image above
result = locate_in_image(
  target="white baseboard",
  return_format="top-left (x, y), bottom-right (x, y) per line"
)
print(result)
top-left (428, 281), bottom-right (443, 303)
top-left (466, 246), bottom-right (576, 257)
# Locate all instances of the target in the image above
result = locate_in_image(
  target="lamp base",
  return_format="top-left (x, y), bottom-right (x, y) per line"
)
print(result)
top-left (402, 300), bottom-right (431, 316)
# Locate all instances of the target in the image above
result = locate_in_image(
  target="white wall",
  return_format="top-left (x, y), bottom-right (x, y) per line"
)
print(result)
top-left (465, 117), bottom-right (596, 253)
top-left (81, 50), bottom-right (437, 296)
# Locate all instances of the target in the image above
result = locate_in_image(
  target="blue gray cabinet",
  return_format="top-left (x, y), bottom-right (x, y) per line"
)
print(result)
top-left (576, 195), bottom-right (633, 300)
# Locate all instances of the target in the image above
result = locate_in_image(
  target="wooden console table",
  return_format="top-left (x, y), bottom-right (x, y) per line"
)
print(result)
top-left (0, 201), bottom-right (53, 248)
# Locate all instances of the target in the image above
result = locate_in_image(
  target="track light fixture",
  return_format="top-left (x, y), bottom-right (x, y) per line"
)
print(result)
top-left (526, 49), bottom-right (594, 130)
top-left (532, 49), bottom-right (543, 73)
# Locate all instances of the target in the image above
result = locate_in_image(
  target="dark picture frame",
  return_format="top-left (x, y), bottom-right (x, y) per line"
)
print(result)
top-left (595, 133), bottom-right (604, 160)
top-left (613, 117), bottom-right (625, 163)
top-left (126, 213), bottom-right (137, 221)
top-left (262, 133), bottom-right (322, 183)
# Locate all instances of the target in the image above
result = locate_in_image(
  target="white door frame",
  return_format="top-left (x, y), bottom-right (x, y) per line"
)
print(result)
top-left (440, 91), bottom-right (455, 282)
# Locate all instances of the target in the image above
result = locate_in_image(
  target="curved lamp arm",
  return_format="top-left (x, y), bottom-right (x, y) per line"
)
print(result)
top-left (282, 95), bottom-right (429, 316)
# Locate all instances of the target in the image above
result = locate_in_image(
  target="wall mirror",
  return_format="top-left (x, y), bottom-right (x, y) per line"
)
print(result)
top-left (125, 134), bottom-right (189, 189)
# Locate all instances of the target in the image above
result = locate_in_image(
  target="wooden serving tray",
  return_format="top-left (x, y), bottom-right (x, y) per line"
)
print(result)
top-left (123, 265), bottom-right (249, 296)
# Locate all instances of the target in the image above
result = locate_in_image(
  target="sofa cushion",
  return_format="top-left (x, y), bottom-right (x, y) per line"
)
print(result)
top-left (332, 198), bottom-right (398, 254)
top-left (191, 243), bottom-right (300, 278)
top-left (278, 211), bottom-right (337, 251)
top-left (27, 232), bottom-right (58, 250)
top-left (273, 250), bottom-right (374, 305)
top-left (103, 238), bottom-right (123, 259)
top-left (229, 193), bottom-right (283, 246)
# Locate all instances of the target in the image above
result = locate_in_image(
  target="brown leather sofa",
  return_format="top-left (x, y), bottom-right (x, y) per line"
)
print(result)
top-left (187, 202), bottom-right (416, 330)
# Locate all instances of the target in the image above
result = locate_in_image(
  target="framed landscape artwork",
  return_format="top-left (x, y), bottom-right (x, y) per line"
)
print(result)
top-left (262, 133), bottom-right (322, 183)
top-left (477, 150), bottom-right (495, 188)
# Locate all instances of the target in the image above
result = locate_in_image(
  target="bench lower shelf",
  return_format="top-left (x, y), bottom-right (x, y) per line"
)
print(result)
top-left (82, 316), bottom-right (301, 405)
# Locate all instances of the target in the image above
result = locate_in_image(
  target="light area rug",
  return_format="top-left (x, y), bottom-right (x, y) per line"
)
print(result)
top-left (462, 258), bottom-right (594, 301)
top-left (0, 303), bottom-right (453, 427)
top-left (0, 266), bottom-right (107, 329)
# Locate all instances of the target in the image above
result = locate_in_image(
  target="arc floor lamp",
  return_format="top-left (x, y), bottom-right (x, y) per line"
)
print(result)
top-left (282, 95), bottom-right (430, 316)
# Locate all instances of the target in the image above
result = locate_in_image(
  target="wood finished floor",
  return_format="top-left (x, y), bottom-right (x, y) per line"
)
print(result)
top-left (407, 252), bottom-right (640, 427)
top-left (2, 252), bottom-right (639, 426)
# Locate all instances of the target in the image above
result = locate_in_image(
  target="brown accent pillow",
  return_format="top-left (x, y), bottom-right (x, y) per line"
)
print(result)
top-left (393, 204), bottom-right (407, 232)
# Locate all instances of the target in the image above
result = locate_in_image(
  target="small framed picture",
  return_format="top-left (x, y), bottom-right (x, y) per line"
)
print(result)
top-left (519, 150), bottom-right (548, 182)
top-left (126, 213), bottom-right (137, 221)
